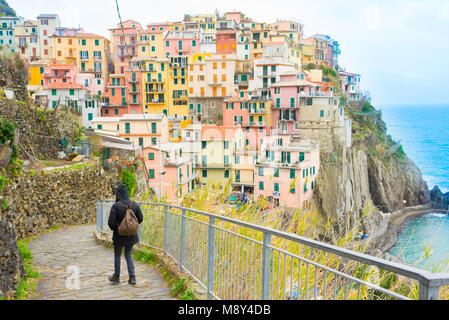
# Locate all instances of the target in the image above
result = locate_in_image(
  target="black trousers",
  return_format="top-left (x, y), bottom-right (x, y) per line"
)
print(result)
top-left (113, 244), bottom-right (135, 277)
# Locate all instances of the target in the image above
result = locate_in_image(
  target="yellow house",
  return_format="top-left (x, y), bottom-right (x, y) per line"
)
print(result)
top-left (75, 32), bottom-right (110, 86)
top-left (137, 30), bottom-right (165, 59)
top-left (189, 14), bottom-right (217, 33)
top-left (168, 21), bottom-right (184, 31)
top-left (300, 42), bottom-right (315, 66)
top-left (50, 28), bottom-right (83, 64)
top-left (168, 56), bottom-right (189, 119)
top-left (138, 56), bottom-right (170, 115)
top-left (27, 59), bottom-right (48, 87)
top-left (199, 125), bottom-right (246, 186)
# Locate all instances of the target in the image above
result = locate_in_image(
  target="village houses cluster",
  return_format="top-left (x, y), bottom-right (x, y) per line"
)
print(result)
top-left (0, 11), bottom-right (363, 208)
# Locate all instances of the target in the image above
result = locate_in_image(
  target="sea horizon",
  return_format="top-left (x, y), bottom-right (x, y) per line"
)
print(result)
top-left (380, 104), bottom-right (449, 193)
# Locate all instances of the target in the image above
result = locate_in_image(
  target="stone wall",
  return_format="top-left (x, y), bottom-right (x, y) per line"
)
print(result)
top-left (0, 97), bottom-right (83, 160)
top-left (0, 220), bottom-right (25, 299)
top-left (1, 160), bottom-right (119, 239)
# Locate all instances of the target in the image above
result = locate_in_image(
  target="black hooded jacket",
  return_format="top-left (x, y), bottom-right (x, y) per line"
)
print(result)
top-left (108, 183), bottom-right (144, 247)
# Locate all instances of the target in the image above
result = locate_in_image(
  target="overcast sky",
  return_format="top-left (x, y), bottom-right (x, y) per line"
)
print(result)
top-left (9, 0), bottom-right (449, 107)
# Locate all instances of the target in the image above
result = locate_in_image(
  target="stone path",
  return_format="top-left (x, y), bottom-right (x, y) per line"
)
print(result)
top-left (27, 225), bottom-right (175, 300)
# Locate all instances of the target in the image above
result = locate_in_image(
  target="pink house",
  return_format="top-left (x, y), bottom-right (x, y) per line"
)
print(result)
top-left (270, 71), bottom-right (322, 135)
top-left (164, 30), bottom-right (201, 57)
top-left (223, 90), bottom-right (272, 147)
top-left (143, 142), bottom-right (197, 202)
top-left (43, 61), bottom-right (78, 89)
top-left (254, 140), bottom-right (320, 209)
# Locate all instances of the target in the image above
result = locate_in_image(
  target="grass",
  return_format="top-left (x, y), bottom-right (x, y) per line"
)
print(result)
top-left (14, 238), bottom-right (40, 300)
top-left (134, 180), bottom-right (449, 300)
top-left (47, 162), bottom-right (90, 172)
top-left (132, 247), bottom-right (197, 300)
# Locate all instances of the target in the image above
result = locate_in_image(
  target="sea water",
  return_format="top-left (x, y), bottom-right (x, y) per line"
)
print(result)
top-left (381, 105), bottom-right (449, 271)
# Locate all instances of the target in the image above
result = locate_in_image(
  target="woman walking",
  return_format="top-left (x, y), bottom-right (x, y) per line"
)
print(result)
top-left (107, 183), bottom-right (144, 285)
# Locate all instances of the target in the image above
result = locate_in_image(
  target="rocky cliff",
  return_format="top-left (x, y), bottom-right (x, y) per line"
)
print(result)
top-left (430, 186), bottom-right (449, 210)
top-left (313, 102), bottom-right (429, 247)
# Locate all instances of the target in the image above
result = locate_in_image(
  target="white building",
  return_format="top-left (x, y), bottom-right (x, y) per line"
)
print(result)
top-left (45, 82), bottom-right (99, 129)
top-left (36, 14), bottom-right (61, 59)
top-left (0, 16), bottom-right (24, 53)
top-left (250, 57), bottom-right (296, 99)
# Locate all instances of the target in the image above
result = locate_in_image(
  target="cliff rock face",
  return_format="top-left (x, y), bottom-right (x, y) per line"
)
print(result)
top-left (430, 186), bottom-right (449, 210)
top-left (313, 108), bottom-right (428, 243)
top-left (368, 155), bottom-right (428, 212)
top-left (0, 220), bottom-right (25, 299)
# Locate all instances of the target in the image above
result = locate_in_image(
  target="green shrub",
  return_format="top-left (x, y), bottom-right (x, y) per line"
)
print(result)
top-left (121, 169), bottom-right (137, 197)
top-left (0, 117), bottom-right (18, 163)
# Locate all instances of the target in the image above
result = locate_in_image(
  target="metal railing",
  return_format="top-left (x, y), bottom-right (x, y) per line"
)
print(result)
top-left (96, 201), bottom-right (449, 300)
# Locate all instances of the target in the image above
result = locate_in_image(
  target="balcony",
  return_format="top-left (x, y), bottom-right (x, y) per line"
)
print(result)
top-left (128, 78), bottom-right (139, 83)
top-left (248, 108), bottom-right (266, 114)
top-left (273, 104), bottom-right (299, 109)
top-left (279, 117), bottom-right (296, 122)
top-left (18, 42), bottom-right (28, 48)
top-left (147, 88), bottom-right (165, 93)
top-left (80, 56), bottom-right (89, 61)
top-left (129, 88), bottom-right (140, 94)
top-left (43, 73), bottom-right (70, 78)
top-left (129, 100), bottom-right (141, 105)
top-left (246, 121), bottom-right (266, 127)
top-left (93, 56), bottom-right (102, 61)
top-left (149, 99), bottom-right (165, 104)
top-left (208, 80), bottom-right (222, 86)
top-left (117, 42), bottom-right (137, 46)
top-left (298, 91), bottom-right (333, 98)
top-left (164, 155), bottom-right (194, 167)
top-left (197, 163), bottom-right (231, 169)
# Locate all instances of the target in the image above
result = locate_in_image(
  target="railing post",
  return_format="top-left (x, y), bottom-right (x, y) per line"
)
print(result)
top-left (261, 232), bottom-right (272, 300)
top-left (137, 223), bottom-right (142, 248)
top-left (96, 201), bottom-right (101, 234)
top-left (163, 205), bottom-right (168, 256)
top-left (99, 201), bottom-right (104, 235)
top-left (207, 217), bottom-right (215, 300)
top-left (419, 282), bottom-right (440, 300)
top-left (179, 208), bottom-right (186, 272)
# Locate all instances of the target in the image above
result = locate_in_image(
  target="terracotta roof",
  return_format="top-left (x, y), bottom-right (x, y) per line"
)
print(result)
top-left (47, 64), bottom-right (75, 69)
top-left (46, 82), bottom-right (87, 90)
top-left (75, 33), bottom-right (107, 40)
top-left (201, 125), bottom-right (241, 141)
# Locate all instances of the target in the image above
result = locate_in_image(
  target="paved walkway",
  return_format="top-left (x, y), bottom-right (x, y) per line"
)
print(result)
top-left (27, 225), bottom-right (175, 300)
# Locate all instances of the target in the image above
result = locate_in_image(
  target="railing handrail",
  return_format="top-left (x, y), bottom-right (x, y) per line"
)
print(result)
top-left (98, 200), bottom-right (449, 299)
top-left (100, 200), bottom-right (449, 286)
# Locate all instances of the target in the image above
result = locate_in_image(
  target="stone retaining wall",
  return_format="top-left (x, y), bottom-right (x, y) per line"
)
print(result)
top-left (1, 160), bottom-right (119, 239)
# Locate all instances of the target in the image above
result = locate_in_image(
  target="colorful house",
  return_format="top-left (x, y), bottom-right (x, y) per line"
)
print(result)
top-left (36, 14), bottom-right (60, 59)
top-left (164, 30), bottom-right (201, 58)
top-left (91, 113), bottom-right (169, 150)
top-left (254, 140), bottom-right (320, 209)
top-left (339, 71), bottom-right (362, 101)
top-left (143, 142), bottom-right (197, 202)
top-left (138, 26), bottom-right (166, 59)
top-left (14, 20), bottom-right (39, 59)
top-left (75, 32), bottom-right (110, 90)
top-left (223, 90), bottom-right (272, 147)
top-left (101, 74), bottom-right (129, 117)
top-left (50, 27), bottom-right (83, 65)
top-left (268, 20), bottom-right (304, 43)
top-left (109, 20), bottom-right (142, 75)
top-left (198, 125), bottom-right (246, 187)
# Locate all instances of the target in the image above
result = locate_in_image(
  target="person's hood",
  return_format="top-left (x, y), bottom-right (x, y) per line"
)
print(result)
top-left (115, 183), bottom-right (130, 202)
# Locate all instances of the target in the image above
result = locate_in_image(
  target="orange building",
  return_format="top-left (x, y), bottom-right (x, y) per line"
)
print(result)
top-left (216, 30), bottom-right (237, 54)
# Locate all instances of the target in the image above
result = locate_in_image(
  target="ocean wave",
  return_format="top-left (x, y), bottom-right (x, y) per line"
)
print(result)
top-left (429, 213), bottom-right (448, 218)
